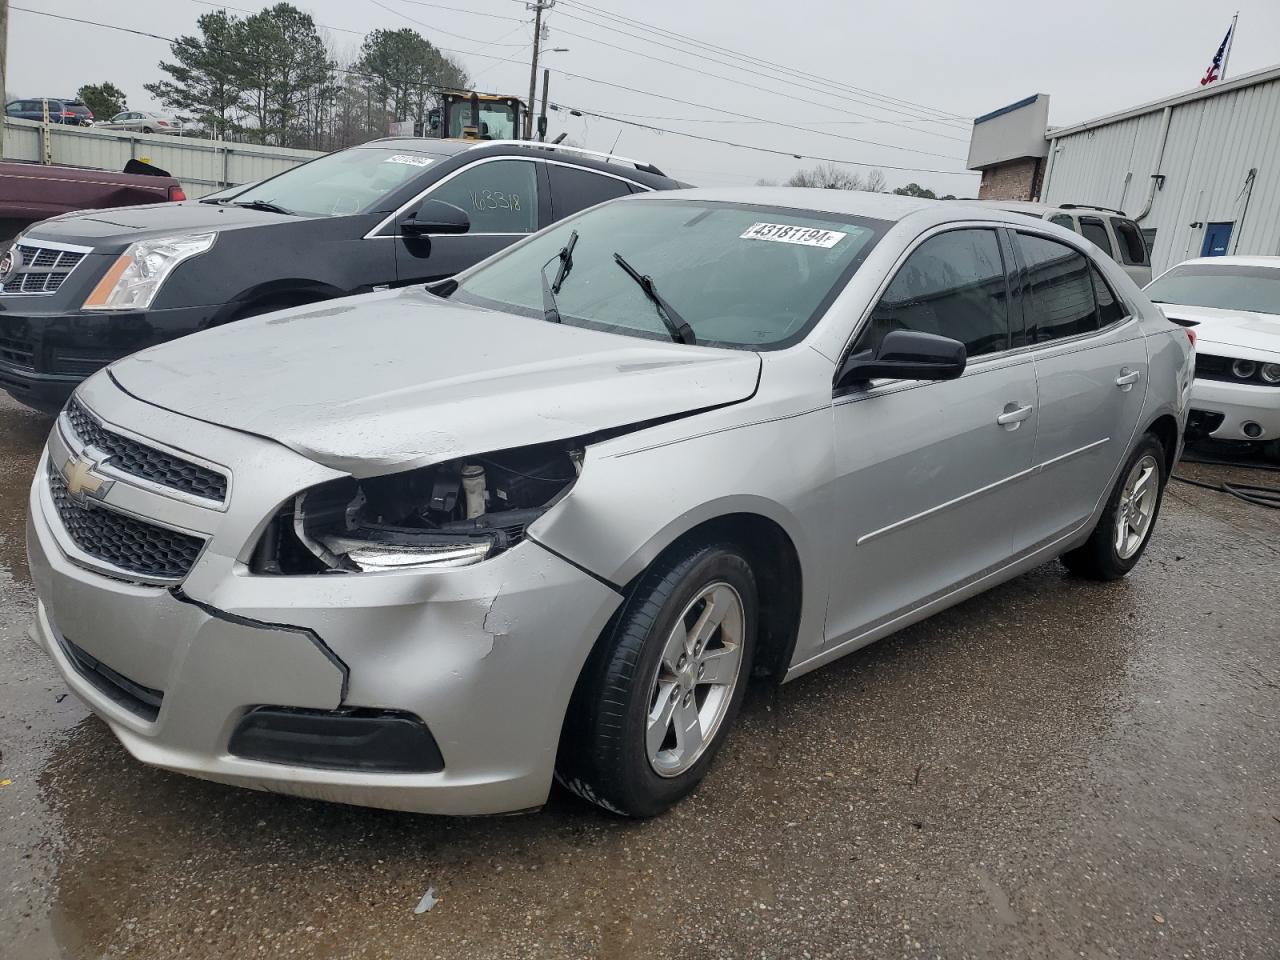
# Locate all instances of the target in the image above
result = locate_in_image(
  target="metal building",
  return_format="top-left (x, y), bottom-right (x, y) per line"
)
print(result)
top-left (971, 64), bottom-right (1280, 274)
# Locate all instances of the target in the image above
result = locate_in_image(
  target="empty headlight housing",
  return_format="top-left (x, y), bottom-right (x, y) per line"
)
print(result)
top-left (253, 442), bottom-right (583, 574)
top-left (83, 233), bottom-right (217, 311)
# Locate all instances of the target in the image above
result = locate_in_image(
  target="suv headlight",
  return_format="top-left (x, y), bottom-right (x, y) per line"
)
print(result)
top-left (253, 443), bottom-right (583, 575)
top-left (83, 232), bottom-right (216, 311)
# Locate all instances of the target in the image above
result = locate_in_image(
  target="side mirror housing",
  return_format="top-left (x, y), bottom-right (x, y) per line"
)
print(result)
top-left (837, 329), bottom-right (967, 388)
top-left (401, 199), bottom-right (470, 236)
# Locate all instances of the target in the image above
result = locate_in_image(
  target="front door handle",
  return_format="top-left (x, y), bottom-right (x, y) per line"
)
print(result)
top-left (996, 403), bottom-right (1034, 428)
top-left (1116, 368), bottom-right (1142, 390)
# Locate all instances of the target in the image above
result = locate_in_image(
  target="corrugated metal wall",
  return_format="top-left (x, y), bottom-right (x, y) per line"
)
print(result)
top-left (2, 118), bottom-right (322, 197)
top-left (1042, 74), bottom-right (1280, 273)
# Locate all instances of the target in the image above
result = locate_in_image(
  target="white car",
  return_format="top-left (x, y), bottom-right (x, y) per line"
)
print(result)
top-left (96, 110), bottom-right (183, 135)
top-left (1145, 256), bottom-right (1280, 453)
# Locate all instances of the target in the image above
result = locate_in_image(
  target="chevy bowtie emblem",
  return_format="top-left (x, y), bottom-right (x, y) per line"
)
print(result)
top-left (62, 455), bottom-right (113, 503)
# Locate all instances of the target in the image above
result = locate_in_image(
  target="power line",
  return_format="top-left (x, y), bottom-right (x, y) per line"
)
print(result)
top-left (365, 0), bottom-right (526, 47)
top-left (552, 101), bottom-right (978, 177)
top-left (393, 0), bottom-right (524, 22)
top-left (556, 0), bottom-right (970, 126)
top-left (547, 67), bottom-right (966, 161)
top-left (539, 18), bottom-right (970, 145)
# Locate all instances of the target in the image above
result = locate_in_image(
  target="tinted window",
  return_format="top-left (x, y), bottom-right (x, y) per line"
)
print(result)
top-left (860, 228), bottom-right (1010, 359)
top-left (1078, 217), bottom-right (1114, 258)
top-left (1092, 266), bottom-right (1124, 326)
top-left (1111, 218), bottom-right (1147, 265)
top-left (1019, 233), bottom-right (1098, 342)
top-left (429, 159), bottom-right (538, 233)
top-left (547, 164), bottom-right (633, 218)
top-left (1048, 214), bottom-right (1075, 230)
top-left (454, 200), bottom-right (885, 349)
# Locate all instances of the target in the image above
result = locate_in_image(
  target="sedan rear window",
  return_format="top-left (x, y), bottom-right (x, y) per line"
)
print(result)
top-left (1145, 264), bottom-right (1280, 316)
top-left (452, 200), bottom-right (887, 350)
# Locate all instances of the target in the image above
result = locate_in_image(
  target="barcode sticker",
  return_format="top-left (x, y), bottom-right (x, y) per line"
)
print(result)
top-left (739, 222), bottom-right (846, 248)
top-left (385, 154), bottom-right (434, 167)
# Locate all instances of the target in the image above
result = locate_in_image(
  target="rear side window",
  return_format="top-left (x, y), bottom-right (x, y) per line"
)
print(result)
top-left (427, 159), bottom-right (538, 233)
top-left (1078, 217), bottom-right (1115, 259)
top-left (547, 165), bottom-right (634, 219)
top-left (861, 228), bottom-right (1011, 359)
top-left (1091, 266), bottom-right (1125, 326)
top-left (1018, 233), bottom-right (1098, 342)
top-left (1048, 214), bottom-right (1075, 231)
top-left (1111, 218), bottom-right (1148, 265)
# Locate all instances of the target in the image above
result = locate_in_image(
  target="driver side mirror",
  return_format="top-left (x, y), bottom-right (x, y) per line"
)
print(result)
top-left (401, 199), bottom-right (470, 237)
top-left (836, 329), bottom-right (967, 389)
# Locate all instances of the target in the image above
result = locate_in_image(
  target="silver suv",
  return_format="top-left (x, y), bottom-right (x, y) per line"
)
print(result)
top-left (27, 190), bottom-right (1192, 818)
top-left (981, 201), bottom-right (1153, 286)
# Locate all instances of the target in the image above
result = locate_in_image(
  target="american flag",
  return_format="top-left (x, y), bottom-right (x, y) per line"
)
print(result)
top-left (1200, 22), bottom-right (1235, 86)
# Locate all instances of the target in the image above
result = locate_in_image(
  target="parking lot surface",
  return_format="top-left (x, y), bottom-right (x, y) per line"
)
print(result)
top-left (1, 390), bottom-right (1277, 960)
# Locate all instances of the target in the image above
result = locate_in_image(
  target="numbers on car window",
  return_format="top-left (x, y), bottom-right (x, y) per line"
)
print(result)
top-left (469, 189), bottom-right (522, 212)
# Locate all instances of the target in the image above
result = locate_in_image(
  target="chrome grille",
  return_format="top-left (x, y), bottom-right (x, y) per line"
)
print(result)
top-left (48, 468), bottom-right (205, 580)
top-left (66, 398), bottom-right (229, 502)
top-left (1, 242), bottom-right (89, 296)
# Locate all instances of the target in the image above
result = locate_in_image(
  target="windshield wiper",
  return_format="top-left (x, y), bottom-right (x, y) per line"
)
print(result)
top-left (612, 252), bottom-right (696, 345)
top-left (231, 199), bottom-right (294, 215)
top-left (540, 229), bottom-right (579, 324)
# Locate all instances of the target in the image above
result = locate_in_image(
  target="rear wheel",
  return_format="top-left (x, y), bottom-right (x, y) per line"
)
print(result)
top-left (557, 543), bottom-right (757, 817)
top-left (142, 126), bottom-right (154, 134)
top-left (1061, 434), bottom-right (1167, 580)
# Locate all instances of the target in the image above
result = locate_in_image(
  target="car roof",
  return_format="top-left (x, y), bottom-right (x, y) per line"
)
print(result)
top-left (1171, 255), bottom-right (1280, 270)
top-left (967, 199), bottom-right (1134, 218)
top-left (355, 137), bottom-right (684, 188)
top-left (623, 186), bottom-right (969, 222)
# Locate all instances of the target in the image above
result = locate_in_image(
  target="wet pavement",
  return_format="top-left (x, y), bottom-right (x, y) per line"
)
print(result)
top-left (1, 389), bottom-right (1277, 959)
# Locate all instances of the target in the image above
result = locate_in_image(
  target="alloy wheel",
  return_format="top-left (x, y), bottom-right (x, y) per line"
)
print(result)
top-left (1115, 454), bottom-right (1160, 560)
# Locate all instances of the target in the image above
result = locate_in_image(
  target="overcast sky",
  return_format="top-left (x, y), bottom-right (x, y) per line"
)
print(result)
top-left (9, 0), bottom-right (1279, 195)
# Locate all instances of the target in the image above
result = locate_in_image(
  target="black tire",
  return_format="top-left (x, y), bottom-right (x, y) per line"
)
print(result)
top-left (1061, 433), bottom-right (1167, 580)
top-left (142, 126), bottom-right (154, 134)
top-left (557, 542), bottom-right (758, 818)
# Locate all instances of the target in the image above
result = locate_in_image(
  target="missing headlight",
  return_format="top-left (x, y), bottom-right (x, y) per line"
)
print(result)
top-left (252, 442), bottom-right (583, 574)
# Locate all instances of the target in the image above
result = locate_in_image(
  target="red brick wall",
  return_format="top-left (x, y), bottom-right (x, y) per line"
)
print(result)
top-left (977, 157), bottom-right (1044, 201)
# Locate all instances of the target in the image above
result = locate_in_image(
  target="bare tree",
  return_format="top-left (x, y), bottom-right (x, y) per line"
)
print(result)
top-left (786, 163), bottom-right (889, 192)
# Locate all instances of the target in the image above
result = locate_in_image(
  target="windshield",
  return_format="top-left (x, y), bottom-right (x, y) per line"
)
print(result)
top-left (449, 101), bottom-right (517, 140)
top-left (452, 200), bottom-right (886, 349)
top-left (229, 146), bottom-right (442, 218)
top-left (1146, 263), bottom-right (1280, 317)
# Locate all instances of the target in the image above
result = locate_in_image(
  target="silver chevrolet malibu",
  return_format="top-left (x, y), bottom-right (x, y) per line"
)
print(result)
top-left (27, 189), bottom-right (1194, 817)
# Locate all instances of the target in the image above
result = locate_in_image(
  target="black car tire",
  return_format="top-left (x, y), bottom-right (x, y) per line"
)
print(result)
top-left (1061, 433), bottom-right (1167, 580)
top-left (142, 127), bottom-right (154, 134)
top-left (557, 542), bottom-right (757, 818)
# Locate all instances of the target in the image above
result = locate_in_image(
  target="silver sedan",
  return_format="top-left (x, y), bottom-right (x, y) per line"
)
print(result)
top-left (26, 189), bottom-right (1193, 818)
top-left (95, 110), bottom-right (184, 135)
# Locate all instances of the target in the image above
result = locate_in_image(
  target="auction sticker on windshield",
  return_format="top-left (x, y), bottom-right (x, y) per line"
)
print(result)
top-left (385, 154), bottom-right (434, 167)
top-left (740, 222), bottom-right (846, 248)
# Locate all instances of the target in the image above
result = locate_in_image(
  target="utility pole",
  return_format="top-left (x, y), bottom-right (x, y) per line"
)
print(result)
top-left (539, 68), bottom-right (550, 141)
top-left (0, 0), bottom-right (8, 160)
top-left (524, 1), bottom-right (554, 139)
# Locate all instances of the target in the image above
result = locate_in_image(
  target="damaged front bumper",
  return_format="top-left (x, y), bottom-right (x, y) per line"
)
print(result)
top-left (26, 388), bottom-right (623, 815)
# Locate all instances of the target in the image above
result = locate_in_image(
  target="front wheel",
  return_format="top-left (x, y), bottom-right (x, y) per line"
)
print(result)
top-left (1061, 434), bottom-right (1167, 580)
top-left (557, 543), bottom-right (757, 817)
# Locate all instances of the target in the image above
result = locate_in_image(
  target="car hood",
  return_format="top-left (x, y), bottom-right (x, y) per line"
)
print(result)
top-left (110, 288), bottom-right (762, 476)
top-left (1158, 303), bottom-right (1280, 356)
top-left (25, 201), bottom-right (310, 251)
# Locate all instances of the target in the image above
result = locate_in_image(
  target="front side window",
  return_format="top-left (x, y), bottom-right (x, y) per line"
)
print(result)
top-left (230, 146), bottom-right (445, 218)
top-left (452, 200), bottom-right (886, 349)
top-left (1018, 233), bottom-right (1099, 342)
top-left (1078, 217), bottom-right (1115, 258)
top-left (428, 160), bottom-right (538, 234)
top-left (1111, 218), bottom-right (1148, 265)
top-left (1145, 263), bottom-right (1280, 317)
top-left (449, 101), bottom-right (518, 140)
top-left (859, 228), bottom-right (1010, 359)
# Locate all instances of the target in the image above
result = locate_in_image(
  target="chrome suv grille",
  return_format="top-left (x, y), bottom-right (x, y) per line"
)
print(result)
top-left (49, 468), bottom-right (206, 580)
top-left (1, 242), bottom-right (89, 296)
top-left (66, 399), bottom-right (229, 502)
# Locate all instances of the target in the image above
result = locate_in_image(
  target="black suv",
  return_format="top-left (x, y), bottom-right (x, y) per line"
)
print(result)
top-left (0, 138), bottom-right (684, 411)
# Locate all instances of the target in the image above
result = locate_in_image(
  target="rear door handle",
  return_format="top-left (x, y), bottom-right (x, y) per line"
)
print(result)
top-left (1116, 368), bottom-right (1142, 389)
top-left (996, 404), bottom-right (1034, 427)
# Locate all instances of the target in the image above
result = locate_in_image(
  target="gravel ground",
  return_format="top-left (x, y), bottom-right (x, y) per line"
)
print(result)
top-left (1, 390), bottom-right (1277, 959)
